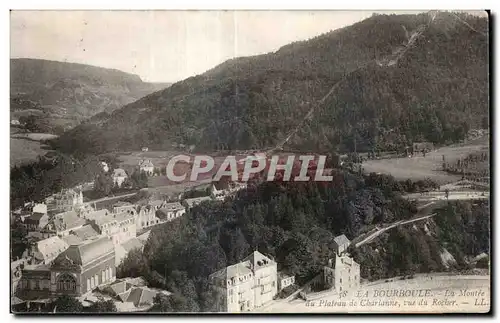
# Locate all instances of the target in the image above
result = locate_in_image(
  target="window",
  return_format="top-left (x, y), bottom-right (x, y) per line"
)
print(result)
top-left (272, 281), bottom-right (275, 287)
top-left (102, 270), bottom-right (106, 282)
top-left (57, 274), bottom-right (76, 292)
top-left (34, 280), bottom-right (40, 290)
top-left (87, 278), bottom-right (91, 291)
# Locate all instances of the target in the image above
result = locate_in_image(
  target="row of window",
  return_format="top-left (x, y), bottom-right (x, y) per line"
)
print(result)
top-left (87, 267), bottom-right (113, 291)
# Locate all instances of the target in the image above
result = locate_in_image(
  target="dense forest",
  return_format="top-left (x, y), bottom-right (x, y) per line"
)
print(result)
top-left (52, 12), bottom-right (489, 155)
top-left (115, 168), bottom-right (489, 312)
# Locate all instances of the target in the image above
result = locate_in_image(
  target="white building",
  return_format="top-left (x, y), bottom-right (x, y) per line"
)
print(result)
top-left (278, 272), bottom-right (295, 291)
top-left (113, 168), bottom-right (128, 187)
top-left (32, 203), bottom-right (47, 215)
top-left (87, 211), bottom-right (137, 246)
top-left (136, 205), bottom-right (161, 231)
top-left (209, 251), bottom-right (278, 313)
top-left (46, 189), bottom-right (84, 212)
top-left (333, 234), bottom-right (350, 256)
top-left (323, 254), bottom-right (360, 294)
top-left (139, 160), bottom-right (154, 176)
top-left (183, 196), bottom-right (212, 209)
top-left (157, 202), bottom-right (186, 222)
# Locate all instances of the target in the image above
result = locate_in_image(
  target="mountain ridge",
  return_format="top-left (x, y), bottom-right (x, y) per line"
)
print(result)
top-left (11, 58), bottom-right (171, 133)
top-left (52, 11), bottom-right (489, 155)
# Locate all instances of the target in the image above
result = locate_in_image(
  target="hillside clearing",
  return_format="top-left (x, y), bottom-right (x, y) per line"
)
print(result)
top-left (362, 138), bottom-right (489, 184)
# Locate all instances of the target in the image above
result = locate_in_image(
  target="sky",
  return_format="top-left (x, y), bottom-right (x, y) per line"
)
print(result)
top-left (10, 10), bottom-right (486, 83)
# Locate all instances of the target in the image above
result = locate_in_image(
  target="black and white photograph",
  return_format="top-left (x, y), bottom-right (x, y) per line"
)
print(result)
top-left (8, 9), bottom-right (490, 314)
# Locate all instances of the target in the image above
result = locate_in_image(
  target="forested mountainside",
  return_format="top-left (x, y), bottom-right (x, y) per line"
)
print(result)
top-left (52, 11), bottom-right (489, 154)
top-left (11, 58), bottom-right (170, 133)
top-left (115, 174), bottom-right (489, 312)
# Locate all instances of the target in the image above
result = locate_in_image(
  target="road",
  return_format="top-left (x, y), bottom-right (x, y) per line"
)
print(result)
top-left (354, 188), bottom-right (489, 248)
top-left (355, 213), bottom-right (435, 248)
top-left (85, 192), bottom-right (138, 205)
top-left (403, 190), bottom-right (489, 202)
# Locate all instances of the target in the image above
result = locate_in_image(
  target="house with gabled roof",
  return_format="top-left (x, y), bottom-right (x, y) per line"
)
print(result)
top-left (209, 250), bottom-right (278, 312)
top-left (139, 159), bottom-right (154, 176)
top-left (113, 168), bottom-right (128, 187)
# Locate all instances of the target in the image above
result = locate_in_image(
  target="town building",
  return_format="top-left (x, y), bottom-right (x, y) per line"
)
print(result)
top-left (142, 147), bottom-right (149, 152)
top-left (149, 199), bottom-right (165, 211)
top-left (113, 168), bottom-right (128, 187)
top-left (183, 196), bottom-right (212, 209)
top-left (22, 236), bottom-right (69, 265)
top-left (87, 211), bottom-right (137, 246)
top-left (25, 212), bottom-right (49, 233)
top-left (83, 209), bottom-right (110, 220)
top-left (43, 210), bottom-right (86, 237)
top-left (98, 277), bottom-right (170, 309)
top-left (323, 254), bottom-right (360, 294)
top-left (333, 234), bottom-right (350, 256)
top-left (46, 189), bottom-right (84, 212)
top-left (15, 236), bottom-right (116, 300)
top-left (209, 251), bottom-right (278, 313)
top-left (156, 202), bottom-right (186, 222)
top-left (71, 225), bottom-right (101, 241)
top-left (211, 178), bottom-right (247, 201)
top-left (136, 205), bottom-right (161, 231)
top-left (32, 203), bottom-right (47, 215)
top-left (277, 272), bottom-right (295, 291)
top-left (139, 160), bottom-right (154, 176)
top-left (113, 201), bottom-right (136, 214)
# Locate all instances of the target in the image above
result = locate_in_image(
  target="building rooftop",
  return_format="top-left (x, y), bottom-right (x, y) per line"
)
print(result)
top-left (210, 251), bottom-right (275, 283)
top-left (333, 234), bottom-right (350, 247)
top-left (114, 201), bottom-right (133, 207)
top-left (113, 211), bottom-right (136, 223)
top-left (160, 202), bottom-right (184, 212)
top-left (26, 212), bottom-right (46, 222)
top-left (184, 196), bottom-right (212, 208)
top-left (139, 160), bottom-right (154, 168)
top-left (61, 234), bottom-right (83, 246)
top-left (84, 209), bottom-right (109, 220)
top-left (51, 210), bottom-right (86, 232)
top-left (149, 200), bottom-right (164, 208)
top-left (72, 225), bottom-right (100, 240)
top-left (53, 236), bottom-right (114, 267)
top-left (36, 236), bottom-right (69, 262)
top-left (243, 250), bottom-right (275, 270)
top-left (113, 168), bottom-right (127, 178)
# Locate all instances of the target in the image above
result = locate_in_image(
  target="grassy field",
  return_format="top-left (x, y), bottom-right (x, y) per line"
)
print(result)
top-left (362, 137), bottom-right (489, 185)
top-left (10, 131), bottom-right (58, 167)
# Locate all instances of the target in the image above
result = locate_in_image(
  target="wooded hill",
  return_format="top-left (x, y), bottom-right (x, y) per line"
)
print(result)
top-left (52, 11), bottom-right (488, 155)
top-left (11, 58), bottom-right (170, 133)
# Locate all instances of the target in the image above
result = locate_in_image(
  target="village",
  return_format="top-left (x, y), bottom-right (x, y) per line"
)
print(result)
top-left (10, 153), bottom-right (364, 313)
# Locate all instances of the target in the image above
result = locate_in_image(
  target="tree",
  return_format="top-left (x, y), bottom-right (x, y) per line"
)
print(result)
top-left (53, 295), bottom-right (83, 313)
top-left (94, 174), bottom-right (114, 197)
top-left (86, 297), bottom-right (117, 313)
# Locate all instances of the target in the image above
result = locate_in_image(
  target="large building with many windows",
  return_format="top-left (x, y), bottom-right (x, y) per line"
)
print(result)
top-left (15, 236), bottom-right (116, 300)
top-left (209, 251), bottom-right (278, 312)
